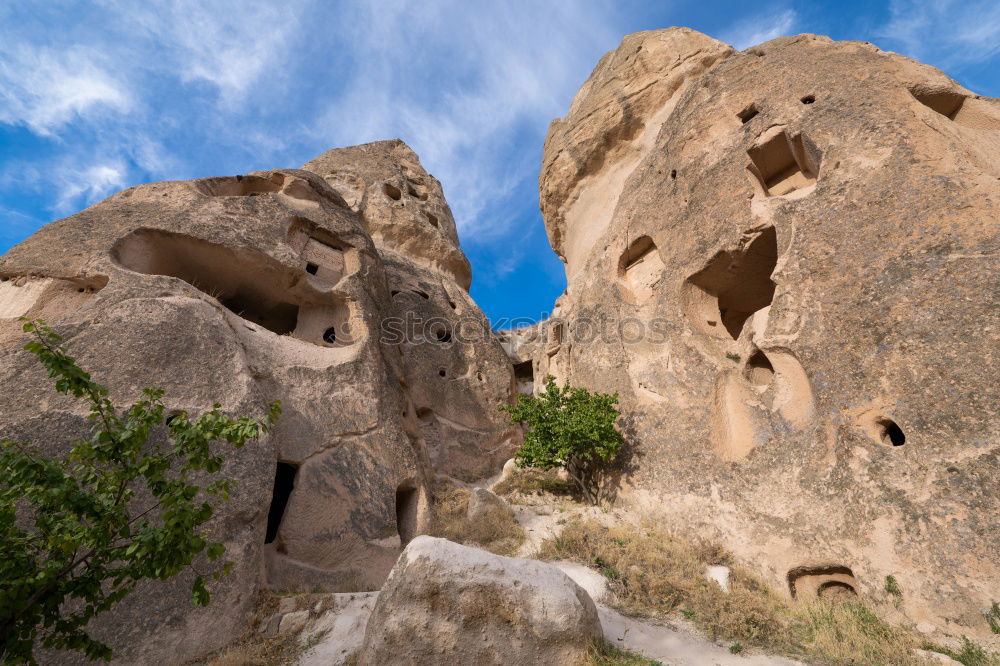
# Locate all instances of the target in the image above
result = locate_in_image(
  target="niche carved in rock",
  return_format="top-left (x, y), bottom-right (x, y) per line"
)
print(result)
top-left (788, 565), bottom-right (858, 601)
top-left (683, 227), bottom-right (778, 341)
top-left (113, 229), bottom-right (355, 348)
top-left (746, 128), bottom-right (819, 197)
top-left (0, 275), bottom-right (107, 320)
top-left (618, 236), bottom-right (664, 305)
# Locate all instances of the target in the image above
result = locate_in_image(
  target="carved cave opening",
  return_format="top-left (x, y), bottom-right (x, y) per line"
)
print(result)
top-left (787, 565), bottom-right (858, 600)
top-left (910, 88), bottom-right (966, 119)
top-left (514, 359), bottom-right (534, 395)
top-left (194, 174), bottom-right (282, 197)
top-left (747, 130), bottom-right (818, 197)
top-left (737, 103), bottom-right (759, 123)
top-left (265, 462), bottom-right (298, 545)
top-left (744, 349), bottom-right (775, 388)
top-left (301, 237), bottom-right (346, 283)
top-left (684, 227), bottom-right (778, 340)
top-left (618, 236), bottom-right (665, 305)
top-left (908, 86), bottom-right (1000, 131)
top-left (395, 483), bottom-right (419, 546)
top-left (878, 419), bottom-right (906, 447)
top-left (114, 230), bottom-right (352, 346)
top-left (384, 183), bottom-right (402, 201)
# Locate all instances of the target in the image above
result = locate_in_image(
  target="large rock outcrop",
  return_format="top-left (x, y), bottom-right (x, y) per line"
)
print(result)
top-left (528, 29), bottom-right (1000, 637)
top-left (540, 28), bottom-right (733, 278)
top-left (304, 141), bottom-right (520, 481)
top-left (357, 536), bottom-right (603, 665)
top-left (0, 144), bottom-right (517, 663)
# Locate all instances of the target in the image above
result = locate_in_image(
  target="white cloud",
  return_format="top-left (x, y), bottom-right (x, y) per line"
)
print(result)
top-left (115, 0), bottom-right (309, 103)
top-left (720, 9), bottom-right (797, 50)
top-left (877, 0), bottom-right (1000, 67)
top-left (0, 45), bottom-right (132, 134)
top-left (308, 0), bottom-right (619, 239)
top-left (53, 162), bottom-right (128, 213)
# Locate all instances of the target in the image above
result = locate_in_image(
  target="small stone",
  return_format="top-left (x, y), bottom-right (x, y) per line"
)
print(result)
top-left (278, 610), bottom-right (310, 636)
top-left (260, 613), bottom-right (282, 637)
top-left (705, 565), bottom-right (731, 593)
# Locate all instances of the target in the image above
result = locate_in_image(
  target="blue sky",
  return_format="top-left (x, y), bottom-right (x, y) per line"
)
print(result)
top-left (2, 1), bottom-right (998, 326)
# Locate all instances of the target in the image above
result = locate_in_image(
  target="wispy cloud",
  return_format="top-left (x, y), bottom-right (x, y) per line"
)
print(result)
top-left (308, 0), bottom-right (619, 238)
top-left (0, 45), bottom-right (132, 134)
top-left (877, 0), bottom-right (1000, 67)
top-left (720, 9), bottom-right (797, 50)
top-left (0, 0), bottom-right (310, 215)
top-left (108, 0), bottom-right (308, 104)
top-left (53, 162), bottom-right (128, 213)
top-left (0, 205), bottom-right (44, 249)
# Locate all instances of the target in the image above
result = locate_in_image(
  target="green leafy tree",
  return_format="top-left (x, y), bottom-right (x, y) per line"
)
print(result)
top-left (501, 376), bottom-right (624, 504)
top-left (0, 320), bottom-right (280, 664)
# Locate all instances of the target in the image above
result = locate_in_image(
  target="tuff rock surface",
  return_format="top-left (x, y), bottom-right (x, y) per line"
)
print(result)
top-left (519, 28), bottom-right (1000, 636)
top-left (356, 536), bottom-right (603, 665)
top-left (0, 143), bottom-right (517, 663)
top-left (2, 22), bottom-right (999, 666)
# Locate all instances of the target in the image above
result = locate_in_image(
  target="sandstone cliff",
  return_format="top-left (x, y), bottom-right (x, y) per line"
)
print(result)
top-left (0, 144), bottom-right (517, 663)
top-left (2, 24), bottom-right (999, 665)
top-left (527, 28), bottom-right (1000, 636)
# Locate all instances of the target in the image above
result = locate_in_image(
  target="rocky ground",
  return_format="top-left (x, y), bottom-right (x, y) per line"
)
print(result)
top-left (198, 465), bottom-right (981, 665)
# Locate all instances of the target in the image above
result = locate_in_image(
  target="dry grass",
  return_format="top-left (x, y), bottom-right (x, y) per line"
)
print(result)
top-left (187, 591), bottom-right (312, 666)
top-left (539, 520), bottom-right (925, 665)
top-left (492, 466), bottom-right (576, 501)
top-left (925, 637), bottom-right (1000, 666)
top-left (579, 639), bottom-right (662, 665)
top-left (428, 481), bottom-right (525, 557)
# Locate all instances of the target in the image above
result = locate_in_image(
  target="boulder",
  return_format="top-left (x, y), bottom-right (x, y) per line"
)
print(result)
top-left (357, 536), bottom-right (602, 665)
top-left (466, 487), bottom-right (514, 521)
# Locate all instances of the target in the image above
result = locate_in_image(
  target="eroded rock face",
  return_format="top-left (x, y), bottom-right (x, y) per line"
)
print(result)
top-left (533, 29), bottom-right (1000, 635)
top-left (304, 139), bottom-right (471, 289)
top-left (0, 144), bottom-right (516, 662)
top-left (304, 140), bottom-right (519, 481)
top-left (540, 28), bottom-right (733, 279)
top-left (357, 536), bottom-right (603, 665)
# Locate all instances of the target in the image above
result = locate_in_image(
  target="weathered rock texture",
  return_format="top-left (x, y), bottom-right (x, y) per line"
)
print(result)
top-left (304, 141), bottom-right (519, 481)
top-left (357, 536), bottom-right (603, 665)
top-left (0, 143), bottom-right (517, 663)
top-left (529, 29), bottom-right (1000, 636)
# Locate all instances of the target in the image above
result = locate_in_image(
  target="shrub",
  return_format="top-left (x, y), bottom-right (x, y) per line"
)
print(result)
top-left (986, 601), bottom-right (1000, 635)
top-left (926, 637), bottom-right (999, 666)
top-left (0, 320), bottom-right (280, 663)
top-left (500, 377), bottom-right (624, 504)
top-left (885, 575), bottom-right (902, 598)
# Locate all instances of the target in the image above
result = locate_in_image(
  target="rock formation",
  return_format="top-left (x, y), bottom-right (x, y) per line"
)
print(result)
top-left (303, 141), bottom-right (519, 482)
top-left (0, 143), bottom-right (517, 663)
top-left (2, 22), bottom-right (998, 665)
top-left (520, 28), bottom-right (1000, 636)
top-left (357, 536), bottom-right (603, 665)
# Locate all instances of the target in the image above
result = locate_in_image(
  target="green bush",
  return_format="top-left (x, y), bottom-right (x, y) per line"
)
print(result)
top-left (986, 601), bottom-right (1000, 635)
top-left (0, 320), bottom-right (280, 663)
top-left (500, 376), bottom-right (624, 504)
